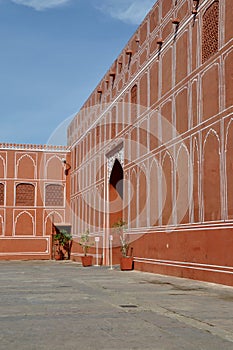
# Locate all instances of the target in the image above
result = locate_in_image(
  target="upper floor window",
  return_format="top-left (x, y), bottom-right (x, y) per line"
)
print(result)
top-left (45, 184), bottom-right (64, 207)
top-left (131, 84), bottom-right (137, 104)
top-left (0, 183), bottom-right (4, 206)
top-left (131, 84), bottom-right (138, 119)
top-left (16, 183), bottom-right (35, 206)
top-left (202, 1), bottom-right (219, 63)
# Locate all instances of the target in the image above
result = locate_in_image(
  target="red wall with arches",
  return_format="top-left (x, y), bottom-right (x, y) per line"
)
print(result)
top-left (68, 0), bottom-right (233, 286)
top-left (0, 144), bottom-right (70, 260)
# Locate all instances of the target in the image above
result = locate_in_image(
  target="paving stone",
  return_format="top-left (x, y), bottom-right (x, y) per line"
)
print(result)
top-left (0, 261), bottom-right (233, 350)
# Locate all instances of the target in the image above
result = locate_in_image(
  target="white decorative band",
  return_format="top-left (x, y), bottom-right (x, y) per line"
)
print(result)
top-left (133, 257), bottom-right (233, 275)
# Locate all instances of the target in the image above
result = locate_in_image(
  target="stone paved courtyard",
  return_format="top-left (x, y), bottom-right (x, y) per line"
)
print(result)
top-left (0, 261), bottom-right (233, 350)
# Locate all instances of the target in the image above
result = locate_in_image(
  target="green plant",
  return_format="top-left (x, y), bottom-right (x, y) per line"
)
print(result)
top-left (54, 229), bottom-right (72, 259)
top-left (54, 229), bottom-right (72, 246)
top-left (112, 219), bottom-right (129, 257)
top-left (79, 229), bottom-right (93, 256)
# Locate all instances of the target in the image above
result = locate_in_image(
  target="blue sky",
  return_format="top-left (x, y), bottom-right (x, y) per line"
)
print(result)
top-left (0, 0), bottom-right (155, 145)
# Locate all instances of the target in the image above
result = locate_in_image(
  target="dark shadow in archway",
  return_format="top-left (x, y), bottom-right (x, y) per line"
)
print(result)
top-left (109, 159), bottom-right (123, 199)
top-left (109, 158), bottom-right (124, 264)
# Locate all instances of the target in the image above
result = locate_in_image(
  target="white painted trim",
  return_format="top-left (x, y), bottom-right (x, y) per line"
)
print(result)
top-left (45, 154), bottom-right (65, 180)
top-left (13, 210), bottom-right (36, 236)
top-left (70, 0), bottom-right (212, 149)
top-left (44, 210), bottom-right (64, 236)
top-left (134, 257), bottom-right (233, 275)
top-left (0, 234), bottom-right (50, 255)
top-left (15, 153), bottom-right (37, 179)
top-left (0, 153), bottom-right (7, 178)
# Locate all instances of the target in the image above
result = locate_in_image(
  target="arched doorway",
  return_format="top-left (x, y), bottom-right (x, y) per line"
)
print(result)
top-left (107, 158), bottom-right (124, 265)
top-left (109, 158), bottom-right (124, 228)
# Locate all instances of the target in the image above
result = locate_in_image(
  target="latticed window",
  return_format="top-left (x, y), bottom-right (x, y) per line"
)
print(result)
top-left (131, 84), bottom-right (138, 118)
top-left (202, 0), bottom-right (219, 63)
top-left (16, 183), bottom-right (35, 206)
top-left (0, 183), bottom-right (4, 205)
top-left (45, 184), bottom-right (64, 206)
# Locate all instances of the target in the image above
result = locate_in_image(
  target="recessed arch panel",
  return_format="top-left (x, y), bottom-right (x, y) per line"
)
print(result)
top-left (203, 130), bottom-right (221, 221)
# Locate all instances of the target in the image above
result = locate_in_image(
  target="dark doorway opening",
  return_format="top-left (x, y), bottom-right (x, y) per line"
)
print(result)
top-left (108, 158), bottom-right (124, 264)
top-left (109, 159), bottom-right (123, 199)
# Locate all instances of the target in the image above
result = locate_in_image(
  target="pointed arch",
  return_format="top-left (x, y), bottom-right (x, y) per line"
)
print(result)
top-left (161, 152), bottom-right (173, 225)
top-left (203, 129), bottom-right (221, 221)
top-left (92, 188), bottom-right (98, 232)
top-left (46, 156), bottom-right (63, 180)
top-left (17, 154), bottom-right (36, 179)
top-left (130, 127), bottom-right (138, 161)
top-left (109, 159), bottom-right (123, 199)
top-left (71, 199), bottom-right (76, 236)
top-left (149, 158), bottom-right (160, 226)
top-left (14, 211), bottom-right (35, 236)
top-left (99, 184), bottom-right (105, 230)
top-left (0, 156), bottom-right (6, 178)
top-left (94, 187), bottom-right (101, 232)
top-left (44, 211), bottom-right (63, 236)
top-left (176, 144), bottom-right (190, 224)
top-left (138, 164), bottom-right (148, 228)
top-left (124, 170), bottom-right (130, 225)
top-left (130, 168), bottom-right (137, 228)
top-left (82, 192), bottom-right (88, 231)
top-left (109, 159), bottom-right (124, 228)
top-left (79, 195), bottom-right (84, 234)
top-left (138, 118), bottom-right (148, 157)
top-left (88, 189), bottom-right (95, 231)
top-left (131, 84), bottom-right (138, 122)
top-left (86, 189), bottom-right (91, 231)
top-left (192, 137), bottom-right (200, 222)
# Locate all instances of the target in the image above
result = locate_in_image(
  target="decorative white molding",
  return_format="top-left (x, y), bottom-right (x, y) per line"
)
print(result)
top-left (106, 143), bottom-right (124, 181)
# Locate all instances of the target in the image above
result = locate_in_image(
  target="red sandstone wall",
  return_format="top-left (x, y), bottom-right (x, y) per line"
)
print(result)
top-left (68, 0), bottom-right (233, 285)
top-left (0, 144), bottom-right (71, 260)
top-left (132, 226), bottom-right (233, 287)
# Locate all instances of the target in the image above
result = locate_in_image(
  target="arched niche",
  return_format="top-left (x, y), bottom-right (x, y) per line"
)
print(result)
top-left (15, 211), bottom-right (34, 236)
top-left (162, 152), bottom-right (173, 226)
top-left (176, 144), bottom-right (190, 224)
top-left (17, 155), bottom-right (35, 179)
top-left (203, 129), bottom-right (221, 221)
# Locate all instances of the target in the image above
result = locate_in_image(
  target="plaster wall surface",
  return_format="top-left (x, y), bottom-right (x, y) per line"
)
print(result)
top-left (0, 144), bottom-right (71, 259)
top-left (68, 0), bottom-right (233, 286)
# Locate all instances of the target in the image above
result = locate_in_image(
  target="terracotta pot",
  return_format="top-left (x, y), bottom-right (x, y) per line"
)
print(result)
top-left (55, 253), bottom-right (63, 260)
top-left (81, 255), bottom-right (93, 267)
top-left (120, 256), bottom-right (134, 271)
top-left (54, 245), bottom-right (64, 260)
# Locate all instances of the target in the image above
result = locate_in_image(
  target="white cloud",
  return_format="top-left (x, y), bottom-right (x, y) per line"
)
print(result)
top-left (96, 0), bottom-right (155, 25)
top-left (10, 0), bottom-right (71, 11)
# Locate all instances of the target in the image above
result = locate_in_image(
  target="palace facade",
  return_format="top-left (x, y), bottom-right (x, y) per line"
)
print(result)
top-left (68, 0), bottom-right (233, 286)
top-left (1, 0), bottom-right (233, 287)
top-left (0, 143), bottom-right (70, 260)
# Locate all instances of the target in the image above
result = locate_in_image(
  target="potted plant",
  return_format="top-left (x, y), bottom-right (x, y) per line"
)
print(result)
top-left (112, 219), bottom-right (133, 271)
top-left (53, 229), bottom-right (72, 260)
top-left (79, 229), bottom-right (93, 267)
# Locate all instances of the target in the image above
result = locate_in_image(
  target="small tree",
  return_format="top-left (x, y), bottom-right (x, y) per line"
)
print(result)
top-left (112, 219), bottom-right (129, 257)
top-left (79, 229), bottom-right (93, 256)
